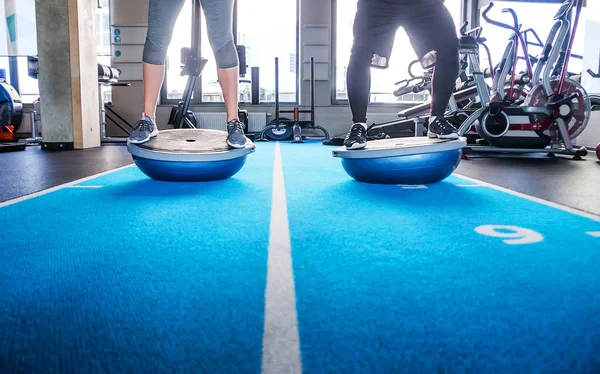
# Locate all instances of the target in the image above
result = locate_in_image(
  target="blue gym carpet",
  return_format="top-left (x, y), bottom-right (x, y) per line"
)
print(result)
top-left (1, 141), bottom-right (599, 373)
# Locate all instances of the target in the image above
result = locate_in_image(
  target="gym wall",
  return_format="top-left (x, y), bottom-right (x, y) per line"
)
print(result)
top-left (107, 0), bottom-right (409, 138)
top-left (108, 0), bottom-right (148, 136)
top-left (107, 0), bottom-right (600, 142)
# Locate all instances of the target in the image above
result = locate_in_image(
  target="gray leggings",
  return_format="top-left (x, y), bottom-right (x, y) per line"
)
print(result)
top-left (143, 0), bottom-right (238, 69)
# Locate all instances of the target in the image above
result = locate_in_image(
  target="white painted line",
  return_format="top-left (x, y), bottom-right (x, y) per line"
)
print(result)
top-left (66, 185), bottom-right (104, 189)
top-left (398, 185), bottom-right (428, 189)
top-left (456, 173), bottom-right (600, 222)
top-left (0, 164), bottom-right (134, 209)
top-left (586, 231), bottom-right (600, 237)
top-left (261, 142), bottom-right (302, 374)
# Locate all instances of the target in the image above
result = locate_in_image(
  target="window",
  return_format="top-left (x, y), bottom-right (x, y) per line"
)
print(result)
top-left (0, 0), bottom-right (37, 56)
top-left (96, 0), bottom-right (112, 57)
top-left (0, 0), bottom-right (111, 103)
top-left (1, 0), bottom-right (38, 102)
top-left (0, 58), bottom-right (10, 83)
top-left (230, 0), bottom-right (298, 103)
top-left (164, 1), bottom-right (193, 101)
top-left (17, 57), bottom-right (39, 103)
top-left (479, 1), bottom-right (588, 80)
top-left (163, 0), bottom-right (298, 104)
top-left (96, 0), bottom-right (113, 104)
top-left (334, 0), bottom-right (463, 104)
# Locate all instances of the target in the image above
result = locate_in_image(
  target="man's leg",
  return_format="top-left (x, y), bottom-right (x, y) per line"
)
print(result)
top-left (344, 0), bottom-right (397, 149)
top-left (129, 0), bottom-right (186, 144)
top-left (404, 2), bottom-right (460, 139)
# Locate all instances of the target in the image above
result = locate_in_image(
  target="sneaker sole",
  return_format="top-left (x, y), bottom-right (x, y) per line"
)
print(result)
top-left (427, 131), bottom-right (459, 140)
top-left (345, 142), bottom-right (367, 150)
top-left (129, 130), bottom-right (159, 144)
top-left (227, 140), bottom-right (247, 149)
top-left (438, 133), bottom-right (459, 140)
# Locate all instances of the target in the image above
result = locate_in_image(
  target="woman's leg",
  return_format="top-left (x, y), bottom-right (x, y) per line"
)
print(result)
top-left (142, 0), bottom-right (187, 121)
top-left (201, 0), bottom-right (239, 122)
top-left (217, 67), bottom-right (239, 122)
top-left (142, 63), bottom-right (165, 122)
top-left (130, 0), bottom-right (186, 143)
top-left (201, 0), bottom-right (246, 148)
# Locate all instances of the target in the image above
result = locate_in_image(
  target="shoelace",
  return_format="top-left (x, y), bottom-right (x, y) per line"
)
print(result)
top-left (134, 119), bottom-right (154, 133)
top-left (350, 124), bottom-right (366, 138)
top-left (228, 121), bottom-right (244, 133)
top-left (432, 118), bottom-right (456, 132)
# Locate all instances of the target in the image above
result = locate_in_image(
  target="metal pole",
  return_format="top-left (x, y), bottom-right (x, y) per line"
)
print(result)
top-left (275, 57), bottom-right (279, 125)
top-left (310, 57), bottom-right (315, 123)
top-left (192, 0), bottom-right (201, 58)
top-left (251, 67), bottom-right (260, 104)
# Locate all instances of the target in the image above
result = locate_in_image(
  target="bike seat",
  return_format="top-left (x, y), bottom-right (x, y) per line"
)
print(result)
top-left (459, 36), bottom-right (479, 50)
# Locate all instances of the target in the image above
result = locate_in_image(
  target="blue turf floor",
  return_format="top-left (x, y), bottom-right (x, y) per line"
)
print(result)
top-left (280, 142), bottom-right (600, 374)
top-left (0, 144), bottom-right (276, 373)
top-left (0, 141), bottom-right (599, 373)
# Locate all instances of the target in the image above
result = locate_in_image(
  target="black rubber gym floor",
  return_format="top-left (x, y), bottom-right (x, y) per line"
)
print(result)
top-left (0, 145), bottom-right (132, 203)
top-left (1, 143), bottom-right (599, 216)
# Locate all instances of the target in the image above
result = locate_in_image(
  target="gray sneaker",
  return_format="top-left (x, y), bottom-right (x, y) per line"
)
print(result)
top-left (129, 115), bottom-right (158, 144)
top-left (227, 119), bottom-right (247, 149)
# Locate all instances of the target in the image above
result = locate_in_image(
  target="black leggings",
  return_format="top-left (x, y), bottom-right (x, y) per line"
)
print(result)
top-left (347, 0), bottom-right (459, 123)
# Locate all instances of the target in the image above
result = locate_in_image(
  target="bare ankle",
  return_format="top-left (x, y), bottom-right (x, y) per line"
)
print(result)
top-left (142, 111), bottom-right (156, 122)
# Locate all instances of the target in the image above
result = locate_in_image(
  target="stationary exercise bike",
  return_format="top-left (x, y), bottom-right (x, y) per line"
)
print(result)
top-left (456, 0), bottom-right (592, 158)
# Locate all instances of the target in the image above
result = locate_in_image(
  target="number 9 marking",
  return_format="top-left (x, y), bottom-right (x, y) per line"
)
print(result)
top-left (475, 225), bottom-right (544, 245)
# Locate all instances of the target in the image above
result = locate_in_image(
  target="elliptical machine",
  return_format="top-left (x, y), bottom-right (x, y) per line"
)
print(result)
top-left (456, 0), bottom-right (592, 159)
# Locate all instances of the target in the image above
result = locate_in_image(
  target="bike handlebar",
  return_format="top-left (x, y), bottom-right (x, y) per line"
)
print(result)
top-left (501, 8), bottom-right (519, 29)
top-left (408, 60), bottom-right (424, 79)
top-left (459, 21), bottom-right (483, 38)
top-left (393, 77), bottom-right (429, 97)
top-left (482, 3), bottom-right (520, 33)
top-left (460, 21), bottom-right (468, 36)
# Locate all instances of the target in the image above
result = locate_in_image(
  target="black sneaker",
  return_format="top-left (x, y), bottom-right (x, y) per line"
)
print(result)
top-left (428, 117), bottom-right (459, 139)
top-left (344, 123), bottom-right (367, 150)
top-left (227, 119), bottom-right (247, 149)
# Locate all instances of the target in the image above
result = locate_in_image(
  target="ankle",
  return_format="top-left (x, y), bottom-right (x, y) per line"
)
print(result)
top-left (142, 111), bottom-right (156, 122)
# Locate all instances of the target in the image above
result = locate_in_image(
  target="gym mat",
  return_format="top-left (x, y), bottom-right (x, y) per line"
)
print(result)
top-left (0, 142), bottom-right (25, 153)
top-left (279, 141), bottom-right (600, 374)
top-left (0, 143), bottom-right (276, 373)
top-left (1, 139), bottom-right (599, 373)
